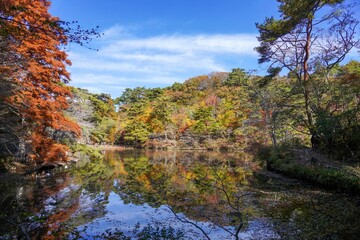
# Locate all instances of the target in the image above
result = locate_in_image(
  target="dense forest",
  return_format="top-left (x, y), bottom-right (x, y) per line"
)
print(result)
top-left (66, 59), bottom-right (360, 161)
top-left (0, 0), bottom-right (359, 185)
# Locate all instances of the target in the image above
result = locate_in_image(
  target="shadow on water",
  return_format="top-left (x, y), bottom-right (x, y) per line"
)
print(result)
top-left (0, 149), bottom-right (359, 239)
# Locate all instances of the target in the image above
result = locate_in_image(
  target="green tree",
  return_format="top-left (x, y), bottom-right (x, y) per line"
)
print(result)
top-left (115, 87), bottom-right (148, 105)
top-left (149, 96), bottom-right (174, 139)
top-left (124, 122), bottom-right (150, 145)
top-left (118, 93), bottom-right (152, 145)
top-left (191, 105), bottom-right (214, 135)
top-left (224, 68), bottom-right (248, 87)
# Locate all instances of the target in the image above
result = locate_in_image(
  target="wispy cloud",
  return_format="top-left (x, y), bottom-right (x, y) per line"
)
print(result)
top-left (102, 33), bottom-right (257, 55)
top-left (68, 25), bottom-right (260, 97)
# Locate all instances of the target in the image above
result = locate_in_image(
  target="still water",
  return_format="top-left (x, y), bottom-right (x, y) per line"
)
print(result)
top-left (0, 150), bottom-right (359, 239)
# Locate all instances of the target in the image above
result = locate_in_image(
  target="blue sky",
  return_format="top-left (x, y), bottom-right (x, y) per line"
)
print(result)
top-left (49, 0), bottom-right (359, 98)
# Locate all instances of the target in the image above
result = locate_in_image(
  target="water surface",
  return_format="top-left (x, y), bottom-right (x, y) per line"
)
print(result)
top-left (0, 150), bottom-right (359, 239)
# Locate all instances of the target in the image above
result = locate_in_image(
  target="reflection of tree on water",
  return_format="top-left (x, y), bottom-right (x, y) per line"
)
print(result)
top-left (2, 150), bottom-right (359, 239)
top-left (112, 150), bottom-right (262, 239)
top-left (0, 171), bottom-right (81, 239)
top-left (108, 150), bottom-right (360, 240)
top-left (166, 163), bottom-right (254, 240)
top-left (0, 155), bottom-right (116, 239)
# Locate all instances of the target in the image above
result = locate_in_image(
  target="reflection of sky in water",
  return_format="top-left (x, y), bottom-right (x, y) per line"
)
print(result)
top-left (76, 192), bottom-right (279, 240)
top-left (2, 149), bottom-right (359, 239)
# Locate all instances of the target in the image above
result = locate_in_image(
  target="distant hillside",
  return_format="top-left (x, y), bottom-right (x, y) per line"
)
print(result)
top-left (64, 61), bottom-right (360, 162)
top-left (115, 70), bottom-right (270, 151)
top-left (112, 61), bottom-right (360, 161)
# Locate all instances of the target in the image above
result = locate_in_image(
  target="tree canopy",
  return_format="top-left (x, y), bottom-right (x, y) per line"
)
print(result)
top-left (0, 0), bottom-right (99, 162)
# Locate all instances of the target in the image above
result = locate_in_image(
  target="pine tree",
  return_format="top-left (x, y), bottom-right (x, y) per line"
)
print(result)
top-left (255, 0), bottom-right (359, 143)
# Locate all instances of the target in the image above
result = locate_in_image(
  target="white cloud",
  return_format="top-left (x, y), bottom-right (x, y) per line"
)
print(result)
top-left (102, 34), bottom-right (258, 55)
top-left (68, 25), bottom-right (260, 97)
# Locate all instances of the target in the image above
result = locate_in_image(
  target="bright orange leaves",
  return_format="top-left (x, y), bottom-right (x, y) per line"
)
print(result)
top-left (1, 0), bottom-right (80, 162)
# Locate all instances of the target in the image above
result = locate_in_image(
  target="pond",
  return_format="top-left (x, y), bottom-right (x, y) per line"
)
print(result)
top-left (0, 150), bottom-right (359, 239)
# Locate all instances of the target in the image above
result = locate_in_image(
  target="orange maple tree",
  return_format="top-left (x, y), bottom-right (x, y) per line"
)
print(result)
top-left (1, 0), bottom-right (81, 162)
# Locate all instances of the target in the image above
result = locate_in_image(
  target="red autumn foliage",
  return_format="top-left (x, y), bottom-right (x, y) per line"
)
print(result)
top-left (205, 94), bottom-right (219, 107)
top-left (1, 0), bottom-right (80, 162)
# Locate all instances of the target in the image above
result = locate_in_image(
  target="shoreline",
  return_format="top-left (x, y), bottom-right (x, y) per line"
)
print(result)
top-left (92, 145), bottom-right (127, 151)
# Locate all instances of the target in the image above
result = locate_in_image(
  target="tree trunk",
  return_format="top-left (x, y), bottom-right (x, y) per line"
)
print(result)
top-left (303, 18), bottom-right (314, 132)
